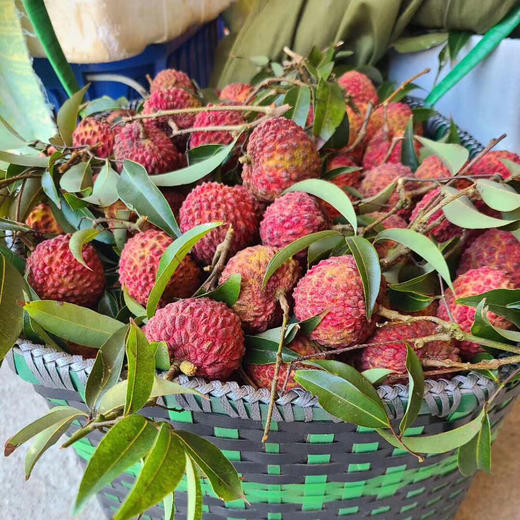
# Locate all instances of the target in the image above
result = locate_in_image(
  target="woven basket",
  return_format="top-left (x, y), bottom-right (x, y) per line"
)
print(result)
top-left (7, 107), bottom-right (519, 520)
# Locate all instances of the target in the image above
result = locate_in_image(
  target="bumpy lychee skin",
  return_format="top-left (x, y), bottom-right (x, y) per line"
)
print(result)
top-left (246, 335), bottom-right (322, 392)
top-left (219, 245), bottom-right (300, 333)
top-left (344, 104), bottom-right (367, 162)
top-left (72, 117), bottom-right (114, 158)
top-left (338, 71), bottom-right (378, 106)
top-left (365, 103), bottom-right (414, 143)
top-left (260, 192), bottom-right (328, 250)
top-left (414, 155), bottom-right (451, 185)
top-left (219, 82), bottom-right (254, 104)
top-left (364, 211), bottom-right (407, 258)
top-left (293, 255), bottom-right (380, 348)
top-left (144, 297), bottom-right (245, 380)
top-left (457, 229), bottom-right (520, 286)
top-left (104, 108), bottom-right (136, 126)
top-left (149, 69), bottom-right (194, 93)
top-left (437, 267), bottom-right (516, 358)
top-left (143, 87), bottom-right (202, 130)
top-left (114, 121), bottom-right (185, 174)
top-left (179, 182), bottom-right (260, 265)
top-left (469, 150), bottom-right (520, 179)
top-left (25, 203), bottom-right (63, 235)
top-left (363, 128), bottom-right (420, 171)
top-left (242, 117), bottom-right (321, 201)
top-left (189, 106), bottom-right (246, 149)
top-left (360, 320), bottom-right (460, 374)
top-left (26, 234), bottom-right (105, 307)
top-left (119, 229), bottom-right (201, 306)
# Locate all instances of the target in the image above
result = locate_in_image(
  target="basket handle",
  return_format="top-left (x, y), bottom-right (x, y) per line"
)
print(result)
top-left (425, 5), bottom-right (520, 106)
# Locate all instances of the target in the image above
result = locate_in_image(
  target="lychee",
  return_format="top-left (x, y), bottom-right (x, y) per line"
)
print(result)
top-left (144, 297), bottom-right (245, 380)
top-left (414, 155), bottom-right (451, 185)
top-left (293, 255), bottom-right (381, 348)
top-left (242, 117), bottom-right (321, 201)
top-left (179, 182), bottom-right (260, 265)
top-left (72, 117), bottom-right (115, 158)
top-left (103, 108), bottom-right (136, 126)
top-left (219, 245), bottom-right (300, 333)
top-left (469, 150), bottom-right (520, 180)
top-left (337, 71), bottom-right (378, 106)
top-left (363, 128), bottom-right (420, 171)
top-left (219, 82), bottom-right (254, 104)
top-left (246, 334), bottom-right (322, 392)
top-left (149, 69), bottom-right (195, 93)
top-left (260, 192), bottom-right (329, 251)
top-left (365, 103), bottom-right (414, 143)
top-left (364, 211), bottom-right (407, 258)
top-left (113, 121), bottom-right (185, 174)
top-left (119, 229), bottom-right (201, 306)
top-left (437, 267), bottom-right (516, 358)
top-left (344, 103), bottom-right (367, 162)
top-left (26, 234), bottom-right (105, 307)
top-left (25, 203), bottom-right (63, 235)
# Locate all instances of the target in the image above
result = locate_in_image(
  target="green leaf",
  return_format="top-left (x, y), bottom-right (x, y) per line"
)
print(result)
top-left (163, 493), bottom-right (175, 520)
top-left (401, 118), bottom-right (419, 171)
top-left (457, 289), bottom-right (520, 328)
top-left (60, 160), bottom-right (92, 193)
top-left (392, 33), bottom-right (448, 53)
top-left (458, 414), bottom-right (491, 476)
top-left (412, 107), bottom-right (437, 123)
top-left (151, 142), bottom-right (235, 187)
top-left (118, 160), bottom-right (180, 237)
top-left (445, 118), bottom-right (461, 144)
top-left (390, 271), bottom-right (438, 296)
top-left (57, 85), bottom-right (90, 146)
top-left (41, 170), bottom-right (61, 209)
top-left (307, 235), bottom-right (345, 265)
top-left (97, 291), bottom-right (120, 318)
top-left (284, 86), bottom-right (311, 128)
top-left (155, 341), bottom-right (170, 371)
top-left (188, 144), bottom-right (225, 165)
top-left (244, 339), bottom-right (302, 365)
top-left (0, 218), bottom-right (31, 232)
top-left (0, 243), bottom-right (25, 274)
top-left (125, 324), bottom-right (158, 415)
top-left (378, 409), bottom-right (485, 454)
top-left (74, 415), bottom-right (157, 514)
top-left (173, 430), bottom-right (244, 501)
top-left (196, 274), bottom-right (241, 307)
top-left (0, 151), bottom-right (48, 168)
top-left (324, 112), bottom-right (350, 150)
top-left (0, 254), bottom-right (25, 361)
top-left (358, 181), bottom-right (397, 214)
top-left (114, 425), bottom-right (186, 520)
top-left (81, 96), bottom-right (122, 118)
top-left (68, 229), bottom-right (100, 269)
top-left (4, 406), bottom-right (87, 456)
top-left (82, 160), bottom-right (120, 207)
top-left (249, 55), bottom-right (269, 67)
top-left (146, 223), bottom-right (222, 317)
top-left (448, 31), bottom-right (471, 61)
top-left (294, 370), bottom-right (390, 428)
top-left (186, 456), bottom-right (203, 520)
top-left (313, 80), bottom-right (346, 144)
top-left (375, 228), bottom-right (453, 289)
top-left (345, 236), bottom-right (381, 320)
top-left (476, 179), bottom-right (520, 212)
top-left (85, 325), bottom-right (129, 410)
top-left (285, 179), bottom-right (357, 232)
top-left (0, 114), bottom-right (26, 146)
top-left (416, 136), bottom-right (469, 175)
top-left (399, 346), bottom-right (424, 434)
top-left (262, 230), bottom-right (342, 287)
top-left (362, 368), bottom-right (393, 385)
top-left (24, 300), bottom-right (125, 347)
top-left (123, 287), bottom-right (147, 318)
top-left (500, 158), bottom-right (520, 179)
top-left (388, 290), bottom-right (434, 313)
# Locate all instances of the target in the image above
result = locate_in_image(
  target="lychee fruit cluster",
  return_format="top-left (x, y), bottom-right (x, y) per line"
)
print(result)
top-left (72, 117), bottom-right (115, 158)
top-left (25, 203), bottom-right (63, 235)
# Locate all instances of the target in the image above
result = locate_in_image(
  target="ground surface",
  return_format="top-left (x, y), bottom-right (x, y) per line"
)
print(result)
top-left (1, 361), bottom-right (519, 519)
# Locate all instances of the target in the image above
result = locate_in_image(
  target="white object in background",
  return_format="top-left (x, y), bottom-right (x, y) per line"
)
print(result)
top-left (19, 0), bottom-right (234, 63)
top-left (388, 36), bottom-right (520, 153)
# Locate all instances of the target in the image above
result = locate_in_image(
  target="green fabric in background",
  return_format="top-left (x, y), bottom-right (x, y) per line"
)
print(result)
top-left (212, 0), bottom-right (519, 87)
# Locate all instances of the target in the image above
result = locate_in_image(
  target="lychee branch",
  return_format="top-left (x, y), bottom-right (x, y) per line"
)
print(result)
top-left (244, 77), bottom-right (309, 105)
top-left (380, 68), bottom-right (431, 106)
top-left (422, 355), bottom-right (520, 371)
top-left (344, 102), bottom-right (374, 153)
top-left (200, 225), bottom-right (235, 291)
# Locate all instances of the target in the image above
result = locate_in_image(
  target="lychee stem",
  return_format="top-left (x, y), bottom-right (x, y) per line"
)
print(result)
top-left (422, 355), bottom-right (520, 371)
top-left (344, 102), bottom-right (374, 153)
top-left (200, 225), bottom-right (235, 291)
top-left (244, 76), bottom-right (308, 105)
top-left (380, 68), bottom-right (431, 107)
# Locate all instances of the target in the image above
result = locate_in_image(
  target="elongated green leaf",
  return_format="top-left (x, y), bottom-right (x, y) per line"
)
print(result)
top-left (244, 340), bottom-right (302, 365)
top-left (284, 86), bottom-right (311, 128)
top-left (417, 136), bottom-right (468, 175)
top-left (188, 144), bottom-right (224, 165)
top-left (399, 346), bottom-right (424, 434)
top-left (118, 160), bottom-right (180, 237)
top-left (85, 325), bottom-right (129, 410)
top-left (57, 85), bottom-right (90, 146)
top-left (0, 254), bottom-right (25, 361)
top-left (286, 179), bottom-right (357, 232)
top-left (163, 493), bottom-right (175, 520)
top-left (448, 31), bottom-right (471, 60)
top-left (69, 229), bottom-right (100, 269)
top-left (114, 425), bottom-right (186, 520)
top-left (74, 415), bottom-right (157, 513)
top-left (307, 235), bottom-right (345, 265)
top-left (155, 341), bottom-right (170, 371)
top-left (147, 223), bottom-right (222, 317)
top-left (501, 158), bottom-right (520, 179)
top-left (82, 160), bottom-right (120, 207)
top-left (186, 456), bottom-right (203, 520)
top-left (24, 300), bottom-right (124, 347)
top-left (390, 271), bottom-right (438, 295)
top-left (457, 289), bottom-right (520, 328)
top-left (401, 118), bottom-right (419, 171)
top-left (294, 370), bottom-right (390, 428)
top-left (173, 430), bottom-right (244, 501)
top-left (457, 414), bottom-right (491, 476)
top-left (263, 230), bottom-right (343, 287)
top-left (81, 96), bottom-right (123, 118)
top-left (0, 243), bottom-right (25, 274)
top-left (375, 228), bottom-right (453, 289)
top-left (0, 151), bottom-right (48, 168)
top-left (0, 218), bottom-right (30, 232)
top-left (345, 236), bottom-right (380, 320)
top-left (313, 80), bottom-right (345, 144)
top-left (196, 274), bottom-right (241, 307)
top-left (378, 409), bottom-right (485, 454)
top-left (358, 181), bottom-right (397, 214)
top-left (476, 179), bottom-right (520, 212)
top-left (60, 160), bottom-right (92, 193)
top-left (5, 406), bottom-right (87, 456)
top-left (393, 33), bottom-right (448, 53)
top-left (41, 170), bottom-right (61, 208)
top-left (388, 290), bottom-right (434, 313)
top-left (125, 324), bottom-right (158, 415)
top-left (362, 368), bottom-right (393, 385)
top-left (123, 287), bottom-right (147, 318)
top-left (0, 114), bottom-right (26, 145)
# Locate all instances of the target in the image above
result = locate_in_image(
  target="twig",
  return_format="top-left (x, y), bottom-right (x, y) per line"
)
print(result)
top-left (244, 77), bottom-right (308, 104)
top-left (382, 136), bottom-right (404, 164)
top-left (381, 68), bottom-right (431, 106)
top-left (422, 355), bottom-right (520, 371)
top-left (201, 225), bottom-right (235, 291)
top-left (453, 134), bottom-right (507, 179)
top-left (344, 102), bottom-right (374, 152)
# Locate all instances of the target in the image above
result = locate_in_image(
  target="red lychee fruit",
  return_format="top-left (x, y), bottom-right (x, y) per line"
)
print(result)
top-left (246, 334), bottom-right (322, 392)
top-left (360, 320), bottom-right (460, 374)
top-left (437, 267), bottom-right (516, 358)
top-left (119, 229), bottom-right (201, 306)
top-left (364, 211), bottom-right (407, 258)
top-left (344, 103), bottom-right (369, 162)
top-left (457, 229), bottom-right (520, 286)
top-left (179, 182), bottom-right (260, 265)
top-left (113, 121), bottom-right (185, 174)
top-left (25, 203), bottom-right (63, 235)
top-left (144, 297), bottom-right (245, 380)
top-left (103, 108), bottom-right (136, 126)
top-left (143, 87), bottom-right (202, 130)
top-left (414, 155), bottom-right (451, 185)
top-left (219, 245), bottom-right (300, 333)
top-left (72, 117), bottom-right (115, 158)
top-left (338, 71), bottom-right (378, 106)
top-left (26, 234), bottom-right (105, 307)
top-left (149, 69), bottom-right (195, 93)
top-left (365, 103), bottom-right (414, 143)
top-left (363, 128), bottom-right (420, 171)
top-left (219, 82), bottom-right (254, 104)
top-left (260, 192), bottom-right (329, 250)
top-left (293, 255), bottom-right (382, 348)
top-left (469, 150), bottom-right (520, 180)
top-left (242, 117), bottom-right (321, 201)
